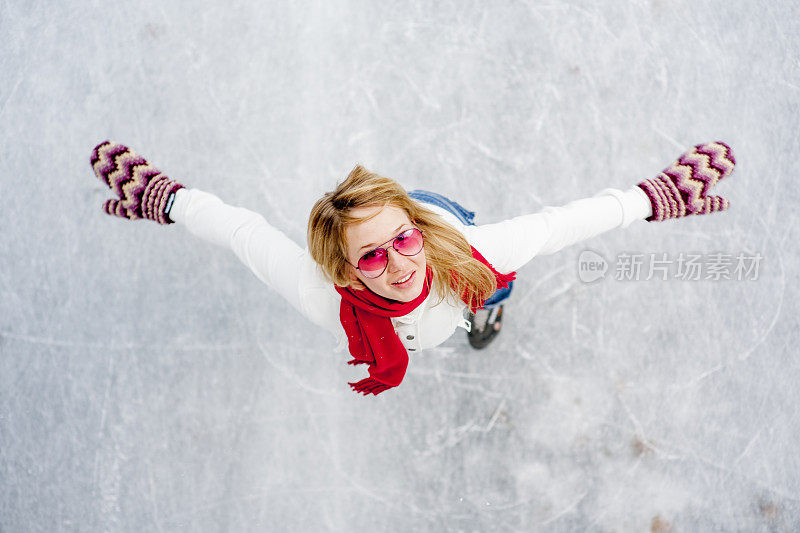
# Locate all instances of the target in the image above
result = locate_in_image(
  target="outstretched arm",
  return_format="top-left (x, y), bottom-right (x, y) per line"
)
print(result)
top-left (168, 188), bottom-right (308, 312)
top-left (170, 190), bottom-right (346, 344)
top-left (463, 187), bottom-right (651, 273)
top-left (90, 141), bottom-right (345, 344)
top-left (461, 141), bottom-right (735, 274)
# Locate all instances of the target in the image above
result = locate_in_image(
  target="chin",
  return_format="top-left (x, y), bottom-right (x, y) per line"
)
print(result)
top-left (389, 290), bottom-right (420, 303)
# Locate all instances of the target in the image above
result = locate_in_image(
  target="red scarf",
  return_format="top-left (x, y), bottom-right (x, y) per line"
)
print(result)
top-left (335, 247), bottom-right (515, 396)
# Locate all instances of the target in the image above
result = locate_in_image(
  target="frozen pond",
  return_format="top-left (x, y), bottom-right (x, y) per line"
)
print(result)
top-left (1, 1), bottom-right (799, 530)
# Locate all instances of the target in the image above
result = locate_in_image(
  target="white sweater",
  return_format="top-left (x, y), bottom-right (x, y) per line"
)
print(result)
top-left (169, 186), bottom-right (651, 352)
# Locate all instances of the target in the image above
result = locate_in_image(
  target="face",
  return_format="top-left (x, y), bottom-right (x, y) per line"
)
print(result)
top-left (344, 204), bottom-right (427, 302)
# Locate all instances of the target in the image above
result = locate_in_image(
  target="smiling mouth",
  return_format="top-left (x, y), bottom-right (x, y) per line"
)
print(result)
top-left (392, 271), bottom-right (415, 285)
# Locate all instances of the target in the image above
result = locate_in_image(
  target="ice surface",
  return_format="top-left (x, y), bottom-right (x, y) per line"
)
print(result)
top-left (2, 0), bottom-right (799, 531)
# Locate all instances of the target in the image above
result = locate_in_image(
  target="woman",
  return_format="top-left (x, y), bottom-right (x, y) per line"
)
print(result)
top-left (90, 141), bottom-right (735, 395)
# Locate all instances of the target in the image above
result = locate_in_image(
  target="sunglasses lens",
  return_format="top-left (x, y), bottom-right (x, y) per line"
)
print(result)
top-left (394, 229), bottom-right (423, 256)
top-left (357, 248), bottom-right (389, 278)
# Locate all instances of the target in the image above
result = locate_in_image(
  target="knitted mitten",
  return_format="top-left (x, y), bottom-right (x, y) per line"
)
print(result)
top-left (637, 141), bottom-right (736, 222)
top-left (90, 141), bottom-right (185, 224)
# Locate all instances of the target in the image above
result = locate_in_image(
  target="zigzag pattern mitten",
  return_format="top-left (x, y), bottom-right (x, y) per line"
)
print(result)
top-left (90, 141), bottom-right (184, 224)
top-left (637, 141), bottom-right (736, 222)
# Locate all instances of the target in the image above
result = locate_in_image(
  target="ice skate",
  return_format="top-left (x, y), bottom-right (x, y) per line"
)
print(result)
top-left (467, 305), bottom-right (504, 349)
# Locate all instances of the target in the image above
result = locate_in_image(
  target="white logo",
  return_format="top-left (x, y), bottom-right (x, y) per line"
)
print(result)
top-left (578, 250), bottom-right (608, 283)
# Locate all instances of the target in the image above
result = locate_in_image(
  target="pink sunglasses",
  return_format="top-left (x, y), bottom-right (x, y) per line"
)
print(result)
top-left (347, 228), bottom-right (424, 279)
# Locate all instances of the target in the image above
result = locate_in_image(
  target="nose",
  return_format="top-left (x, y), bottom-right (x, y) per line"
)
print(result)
top-left (385, 247), bottom-right (409, 273)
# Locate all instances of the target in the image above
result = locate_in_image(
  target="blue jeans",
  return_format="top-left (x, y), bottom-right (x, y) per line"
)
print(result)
top-left (408, 190), bottom-right (513, 308)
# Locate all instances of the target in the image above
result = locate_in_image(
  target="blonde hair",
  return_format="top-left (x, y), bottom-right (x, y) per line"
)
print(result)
top-left (307, 164), bottom-right (498, 306)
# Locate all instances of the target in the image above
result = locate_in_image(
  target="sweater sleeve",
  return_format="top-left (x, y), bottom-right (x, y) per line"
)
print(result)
top-left (461, 186), bottom-right (652, 273)
top-left (168, 188), bottom-right (346, 344)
